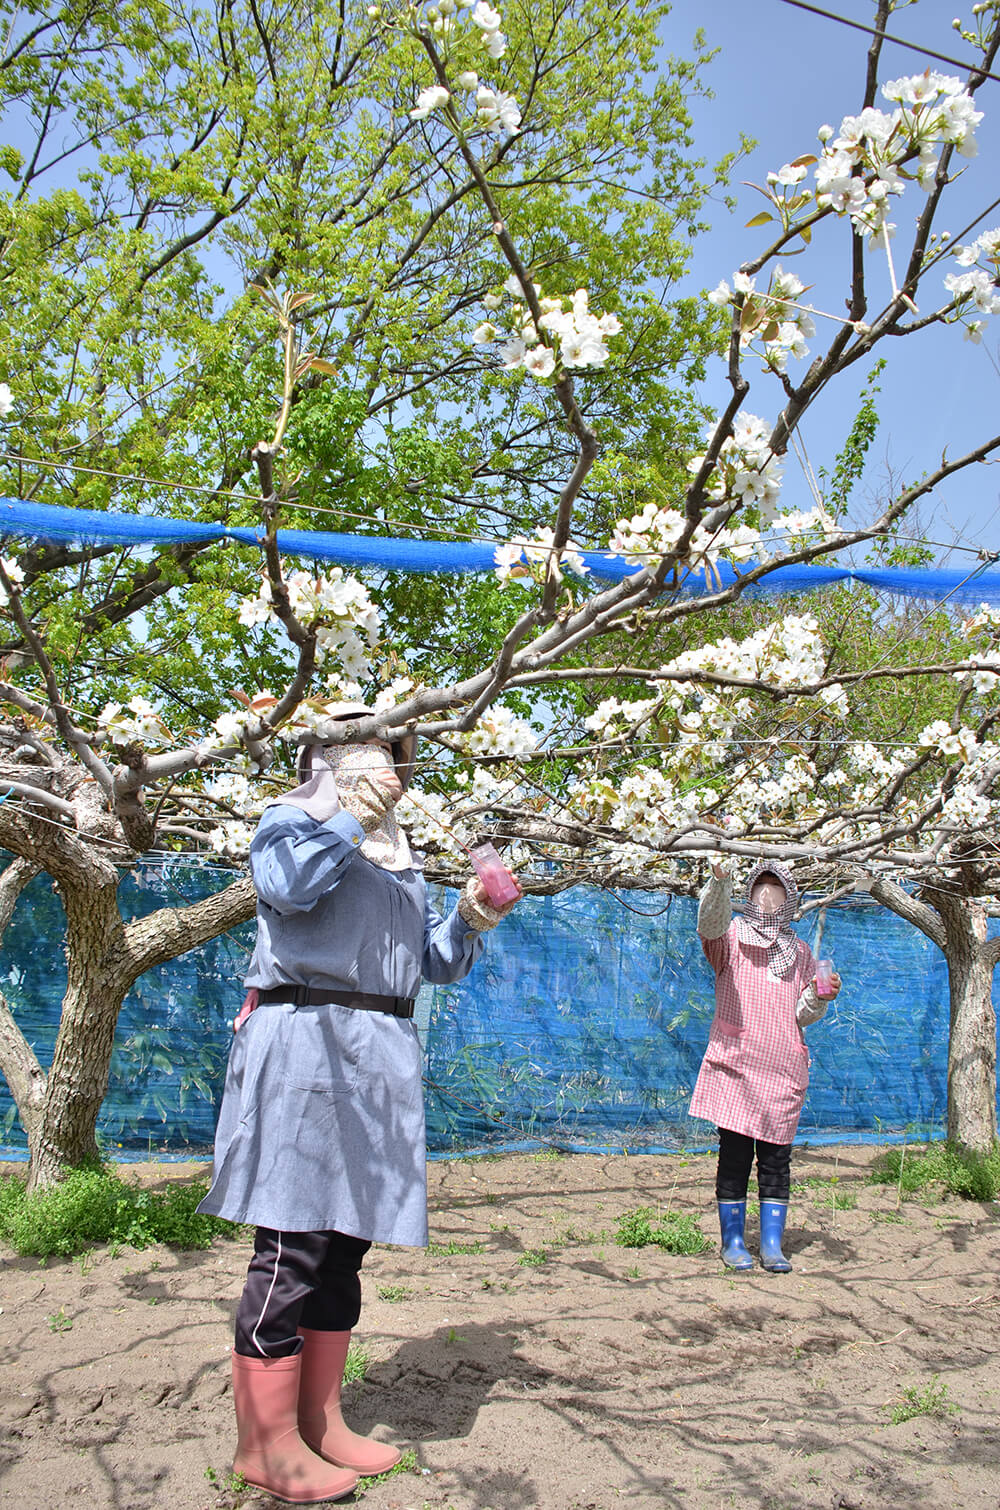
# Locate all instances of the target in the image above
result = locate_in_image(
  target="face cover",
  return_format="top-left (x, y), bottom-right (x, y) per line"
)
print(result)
top-left (266, 739), bottom-right (414, 871)
top-left (734, 860), bottom-right (799, 978)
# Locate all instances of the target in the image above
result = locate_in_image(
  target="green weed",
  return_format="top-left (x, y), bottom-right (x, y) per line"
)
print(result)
top-left (343, 1342), bottom-right (369, 1383)
top-left (47, 1306), bottom-right (73, 1333)
top-left (376, 1283), bottom-right (411, 1303)
top-left (869, 1142), bottom-right (1000, 1202)
top-left (355, 1447), bottom-right (419, 1493)
top-left (517, 1247), bottom-right (548, 1267)
top-left (888, 1376), bottom-right (958, 1425)
top-left (797, 1176), bottom-right (858, 1210)
top-left (426, 1238), bottom-right (485, 1256)
top-left (615, 1207), bottom-right (711, 1255)
top-left (0, 1168), bottom-right (240, 1258)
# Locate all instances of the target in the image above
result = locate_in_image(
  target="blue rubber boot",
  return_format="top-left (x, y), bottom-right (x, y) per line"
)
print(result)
top-left (717, 1200), bottom-right (754, 1270)
top-left (759, 1200), bottom-right (792, 1272)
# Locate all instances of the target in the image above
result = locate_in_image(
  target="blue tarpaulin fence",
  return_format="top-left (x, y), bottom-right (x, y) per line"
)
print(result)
top-left (0, 867), bottom-right (996, 1159)
top-left (2, 495), bottom-right (1000, 602)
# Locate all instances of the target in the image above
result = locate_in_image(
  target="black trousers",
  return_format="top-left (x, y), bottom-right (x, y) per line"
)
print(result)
top-left (234, 1227), bottom-right (372, 1359)
top-left (715, 1127), bottom-right (792, 1203)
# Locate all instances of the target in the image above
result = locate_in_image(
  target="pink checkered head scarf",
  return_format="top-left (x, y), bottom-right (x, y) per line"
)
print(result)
top-left (733, 860), bottom-right (799, 979)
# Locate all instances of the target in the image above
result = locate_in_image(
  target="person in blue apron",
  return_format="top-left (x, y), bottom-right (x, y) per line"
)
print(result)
top-left (199, 705), bottom-right (522, 1503)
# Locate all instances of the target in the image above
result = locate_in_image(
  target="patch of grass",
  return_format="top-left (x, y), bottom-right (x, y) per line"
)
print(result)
top-left (426, 1238), bottom-right (485, 1256)
top-left (797, 1176), bottom-right (858, 1210)
top-left (532, 1147), bottom-right (563, 1162)
top-left (869, 1142), bottom-right (1000, 1202)
top-left (517, 1246), bottom-right (548, 1267)
top-left (887, 1375), bottom-right (959, 1425)
top-left (342, 1341), bottom-right (369, 1383)
top-left (355, 1447), bottom-right (419, 1494)
top-left (376, 1283), bottom-right (411, 1303)
top-left (871, 1209), bottom-right (904, 1224)
top-left (615, 1207), bottom-right (711, 1255)
top-left (0, 1167), bottom-right (239, 1258)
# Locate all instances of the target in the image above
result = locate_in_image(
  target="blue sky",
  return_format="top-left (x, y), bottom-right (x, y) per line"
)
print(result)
top-left (663, 0), bottom-right (1000, 562)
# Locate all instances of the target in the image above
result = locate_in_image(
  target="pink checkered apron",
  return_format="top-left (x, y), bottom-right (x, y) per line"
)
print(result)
top-left (688, 925), bottom-right (815, 1143)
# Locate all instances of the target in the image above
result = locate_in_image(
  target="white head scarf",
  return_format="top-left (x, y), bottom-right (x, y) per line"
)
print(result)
top-left (733, 859), bottom-right (800, 979)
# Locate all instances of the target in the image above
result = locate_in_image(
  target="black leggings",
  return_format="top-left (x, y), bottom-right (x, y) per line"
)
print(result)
top-left (715, 1128), bottom-right (792, 1203)
top-left (234, 1227), bottom-right (372, 1359)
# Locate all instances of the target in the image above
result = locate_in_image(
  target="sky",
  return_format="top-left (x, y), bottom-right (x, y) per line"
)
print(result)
top-left (659, 0), bottom-right (1000, 565)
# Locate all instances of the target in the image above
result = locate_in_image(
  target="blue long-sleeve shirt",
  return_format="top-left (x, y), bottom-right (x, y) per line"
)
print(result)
top-left (245, 804), bottom-right (484, 996)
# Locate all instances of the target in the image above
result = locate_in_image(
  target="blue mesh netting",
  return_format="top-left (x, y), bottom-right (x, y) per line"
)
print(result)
top-left (0, 868), bottom-right (996, 1158)
top-left (3, 496), bottom-right (1000, 600)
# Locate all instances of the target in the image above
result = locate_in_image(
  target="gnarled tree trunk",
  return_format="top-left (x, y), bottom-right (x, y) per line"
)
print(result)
top-left (871, 877), bottom-right (998, 1157)
top-left (934, 892), bottom-right (998, 1155)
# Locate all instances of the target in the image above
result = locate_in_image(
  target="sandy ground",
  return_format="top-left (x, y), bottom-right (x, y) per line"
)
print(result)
top-left (1, 1143), bottom-right (999, 1510)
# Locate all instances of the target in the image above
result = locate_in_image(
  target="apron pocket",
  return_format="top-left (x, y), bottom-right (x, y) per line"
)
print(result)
top-left (282, 1005), bottom-right (362, 1095)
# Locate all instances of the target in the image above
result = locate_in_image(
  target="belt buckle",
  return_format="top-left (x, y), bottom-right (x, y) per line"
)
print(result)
top-left (395, 997), bottom-right (414, 1018)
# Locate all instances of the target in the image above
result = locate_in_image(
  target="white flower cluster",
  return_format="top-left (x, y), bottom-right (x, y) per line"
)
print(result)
top-left (206, 820), bottom-right (256, 858)
top-left (707, 267), bottom-right (815, 372)
top-left (197, 772), bottom-right (266, 857)
top-left (663, 613), bottom-right (833, 691)
top-left (0, 555), bottom-right (24, 607)
top-left (493, 525), bottom-right (590, 586)
top-left (474, 279), bottom-right (622, 379)
top-left (685, 412), bottom-right (784, 521)
top-left (811, 71), bottom-right (982, 244)
top-left (606, 502), bottom-right (762, 575)
top-left (944, 227), bottom-right (1000, 340)
top-left (457, 703), bottom-right (538, 757)
top-left (409, 3), bottom-right (517, 133)
top-left (239, 568), bottom-right (380, 679)
top-left (584, 695), bottom-right (662, 738)
top-left (917, 719), bottom-right (981, 762)
top-left (97, 695), bottom-right (171, 748)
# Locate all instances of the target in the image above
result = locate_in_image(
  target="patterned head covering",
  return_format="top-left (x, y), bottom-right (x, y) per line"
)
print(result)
top-left (265, 705), bottom-right (416, 872)
top-left (733, 860), bottom-right (799, 979)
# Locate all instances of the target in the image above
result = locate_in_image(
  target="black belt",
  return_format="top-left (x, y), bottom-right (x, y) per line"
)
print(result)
top-left (255, 985), bottom-right (416, 1019)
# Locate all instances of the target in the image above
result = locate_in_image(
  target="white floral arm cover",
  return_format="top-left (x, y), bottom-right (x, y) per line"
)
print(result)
top-left (697, 874), bottom-right (732, 939)
top-left (796, 981), bottom-right (829, 1027)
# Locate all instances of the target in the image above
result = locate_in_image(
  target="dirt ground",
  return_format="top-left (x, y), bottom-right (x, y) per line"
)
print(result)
top-left (1, 1143), bottom-right (998, 1510)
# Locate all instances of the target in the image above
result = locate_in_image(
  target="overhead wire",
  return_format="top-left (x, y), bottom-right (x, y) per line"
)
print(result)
top-left (777, 0), bottom-right (1000, 85)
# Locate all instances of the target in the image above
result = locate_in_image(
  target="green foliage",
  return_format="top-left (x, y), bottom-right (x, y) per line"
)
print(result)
top-left (376, 1283), bottom-right (412, 1303)
top-left (342, 1341), bottom-right (369, 1384)
top-left (868, 1142), bottom-right (1000, 1202)
top-left (887, 1375), bottom-right (958, 1425)
top-left (425, 1238), bottom-right (485, 1256)
top-left (0, 1167), bottom-right (239, 1257)
top-left (0, 0), bottom-right (728, 728)
top-left (356, 1447), bottom-right (419, 1493)
top-left (614, 1206), bottom-right (711, 1254)
top-left (517, 1247), bottom-right (548, 1267)
top-left (820, 360), bottom-right (885, 522)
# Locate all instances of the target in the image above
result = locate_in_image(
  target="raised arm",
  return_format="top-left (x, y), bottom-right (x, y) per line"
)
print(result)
top-left (250, 804), bottom-right (366, 914)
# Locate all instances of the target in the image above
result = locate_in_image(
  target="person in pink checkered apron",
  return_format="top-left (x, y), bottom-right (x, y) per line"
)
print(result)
top-left (689, 859), bottom-right (841, 1272)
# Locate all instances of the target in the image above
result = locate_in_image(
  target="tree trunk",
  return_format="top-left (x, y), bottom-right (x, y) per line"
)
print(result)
top-left (25, 880), bottom-right (126, 1191)
top-left (18, 874), bottom-right (257, 1192)
top-left (935, 892), bottom-right (998, 1156)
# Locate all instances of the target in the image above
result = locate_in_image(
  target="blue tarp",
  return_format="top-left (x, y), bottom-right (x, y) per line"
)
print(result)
top-left (0, 868), bottom-right (995, 1158)
top-left (2, 496), bottom-right (1000, 601)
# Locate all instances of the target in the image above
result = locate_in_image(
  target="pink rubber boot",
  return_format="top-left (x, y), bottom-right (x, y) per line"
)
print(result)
top-left (297, 1328), bottom-right (402, 1475)
top-left (231, 1350), bottom-right (358, 1503)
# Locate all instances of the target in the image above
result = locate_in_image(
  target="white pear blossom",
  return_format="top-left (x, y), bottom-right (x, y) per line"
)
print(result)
top-left (475, 85), bottom-right (520, 134)
top-left (98, 695), bottom-right (171, 747)
top-left (494, 525), bottom-right (589, 585)
top-left (410, 84), bottom-right (450, 121)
